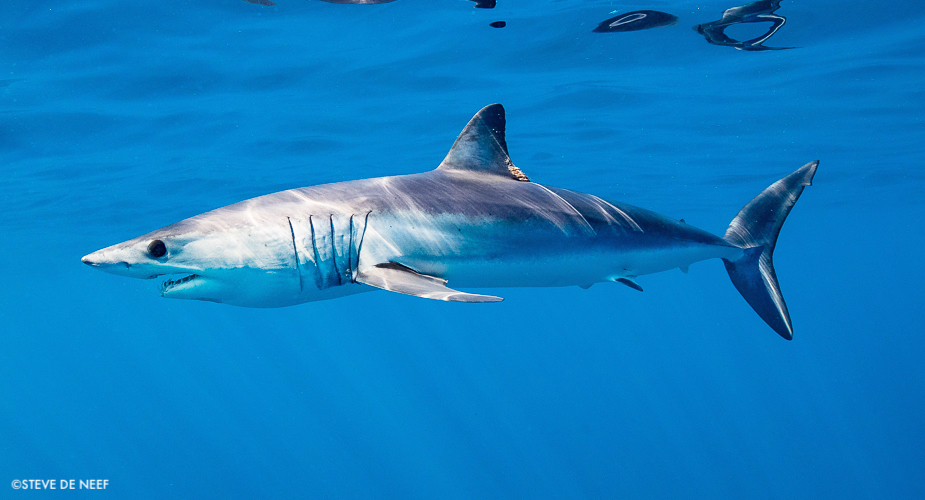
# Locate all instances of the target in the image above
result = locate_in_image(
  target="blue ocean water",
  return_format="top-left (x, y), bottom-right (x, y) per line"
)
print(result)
top-left (2, 0), bottom-right (924, 497)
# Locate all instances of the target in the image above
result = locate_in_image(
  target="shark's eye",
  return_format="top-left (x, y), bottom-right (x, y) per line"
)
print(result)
top-left (147, 239), bottom-right (167, 258)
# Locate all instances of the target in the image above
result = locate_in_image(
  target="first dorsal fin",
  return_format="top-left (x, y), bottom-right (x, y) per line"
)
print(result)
top-left (437, 104), bottom-right (530, 182)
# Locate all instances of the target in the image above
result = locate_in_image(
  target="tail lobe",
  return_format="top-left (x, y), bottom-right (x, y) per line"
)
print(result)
top-left (723, 161), bottom-right (819, 340)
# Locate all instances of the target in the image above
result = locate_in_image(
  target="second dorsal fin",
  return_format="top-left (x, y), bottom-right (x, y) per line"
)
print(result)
top-left (437, 104), bottom-right (529, 182)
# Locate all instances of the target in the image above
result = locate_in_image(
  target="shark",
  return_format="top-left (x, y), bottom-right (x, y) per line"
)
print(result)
top-left (81, 104), bottom-right (817, 339)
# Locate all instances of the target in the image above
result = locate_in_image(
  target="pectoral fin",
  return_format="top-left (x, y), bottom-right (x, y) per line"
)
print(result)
top-left (356, 262), bottom-right (503, 303)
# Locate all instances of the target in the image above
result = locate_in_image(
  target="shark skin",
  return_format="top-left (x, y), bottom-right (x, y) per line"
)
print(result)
top-left (82, 104), bottom-right (817, 339)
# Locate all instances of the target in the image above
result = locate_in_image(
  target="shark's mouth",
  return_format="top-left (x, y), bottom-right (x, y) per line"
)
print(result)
top-left (161, 274), bottom-right (201, 294)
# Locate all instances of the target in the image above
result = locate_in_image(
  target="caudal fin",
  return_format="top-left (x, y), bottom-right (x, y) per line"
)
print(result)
top-left (723, 161), bottom-right (819, 340)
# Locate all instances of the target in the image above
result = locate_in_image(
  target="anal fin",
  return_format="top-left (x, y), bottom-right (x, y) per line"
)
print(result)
top-left (356, 262), bottom-right (503, 303)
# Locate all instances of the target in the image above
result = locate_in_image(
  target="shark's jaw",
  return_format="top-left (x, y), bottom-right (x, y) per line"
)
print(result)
top-left (160, 273), bottom-right (203, 295)
top-left (158, 273), bottom-right (229, 303)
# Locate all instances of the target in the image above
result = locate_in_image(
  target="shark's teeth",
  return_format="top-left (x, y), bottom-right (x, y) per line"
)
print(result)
top-left (161, 274), bottom-right (200, 292)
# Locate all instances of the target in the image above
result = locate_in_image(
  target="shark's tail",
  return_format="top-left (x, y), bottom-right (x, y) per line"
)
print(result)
top-left (722, 161), bottom-right (819, 340)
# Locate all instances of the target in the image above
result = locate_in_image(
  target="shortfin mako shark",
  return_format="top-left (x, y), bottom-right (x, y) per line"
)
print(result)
top-left (82, 104), bottom-right (817, 339)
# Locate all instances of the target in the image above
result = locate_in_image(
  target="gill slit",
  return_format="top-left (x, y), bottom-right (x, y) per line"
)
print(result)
top-left (329, 215), bottom-right (342, 286)
top-left (348, 215), bottom-right (355, 282)
top-left (354, 211), bottom-right (372, 281)
top-left (287, 217), bottom-right (303, 292)
top-left (309, 215), bottom-right (323, 290)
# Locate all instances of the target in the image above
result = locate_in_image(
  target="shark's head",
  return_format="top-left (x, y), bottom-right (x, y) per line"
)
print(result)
top-left (81, 210), bottom-right (301, 307)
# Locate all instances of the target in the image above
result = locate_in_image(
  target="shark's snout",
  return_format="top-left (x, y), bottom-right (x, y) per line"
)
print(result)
top-left (80, 249), bottom-right (110, 268)
top-left (81, 255), bottom-right (130, 270)
top-left (81, 250), bottom-right (123, 268)
top-left (80, 248), bottom-right (141, 277)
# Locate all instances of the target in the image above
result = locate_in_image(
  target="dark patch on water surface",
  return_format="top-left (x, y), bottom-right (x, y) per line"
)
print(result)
top-left (470, 0), bottom-right (496, 8)
top-left (490, 21), bottom-right (506, 28)
top-left (592, 10), bottom-right (679, 33)
top-left (241, 0), bottom-right (276, 5)
top-left (694, 0), bottom-right (795, 51)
